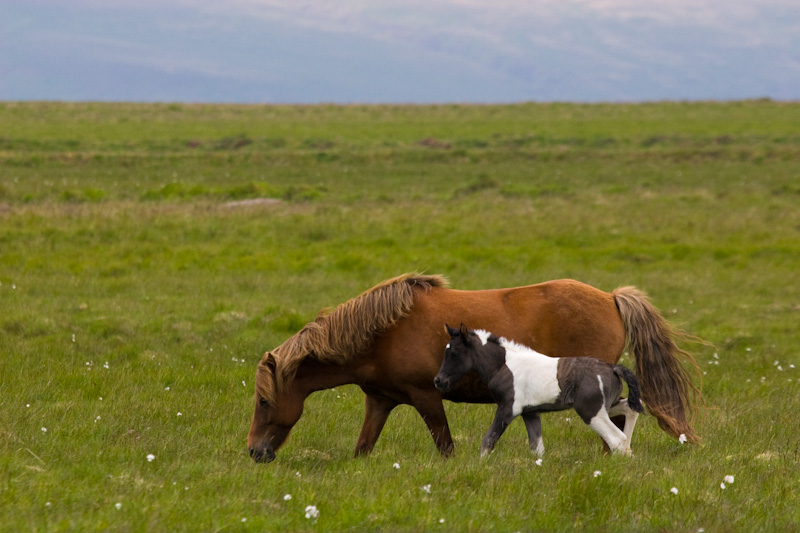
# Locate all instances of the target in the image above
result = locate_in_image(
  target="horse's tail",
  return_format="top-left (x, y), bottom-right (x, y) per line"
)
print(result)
top-left (612, 286), bottom-right (702, 443)
top-left (613, 365), bottom-right (644, 413)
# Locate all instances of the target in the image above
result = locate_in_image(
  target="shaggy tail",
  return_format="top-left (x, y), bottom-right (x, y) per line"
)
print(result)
top-left (613, 286), bottom-right (703, 443)
top-left (613, 365), bottom-right (644, 413)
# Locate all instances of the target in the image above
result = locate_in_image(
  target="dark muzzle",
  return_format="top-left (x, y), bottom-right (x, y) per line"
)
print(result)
top-left (249, 445), bottom-right (276, 463)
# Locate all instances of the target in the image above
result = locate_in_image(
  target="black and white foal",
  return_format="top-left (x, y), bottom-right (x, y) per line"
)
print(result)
top-left (434, 324), bottom-right (644, 457)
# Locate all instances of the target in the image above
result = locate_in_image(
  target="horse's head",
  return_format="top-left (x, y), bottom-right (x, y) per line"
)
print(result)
top-left (247, 351), bottom-right (305, 463)
top-left (434, 323), bottom-right (480, 393)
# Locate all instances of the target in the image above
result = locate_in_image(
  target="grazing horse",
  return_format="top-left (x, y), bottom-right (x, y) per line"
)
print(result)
top-left (434, 324), bottom-right (644, 457)
top-left (248, 273), bottom-right (700, 463)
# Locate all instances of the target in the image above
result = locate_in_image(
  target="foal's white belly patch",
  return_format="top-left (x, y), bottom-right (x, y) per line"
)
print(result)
top-left (504, 347), bottom-right (561, 416)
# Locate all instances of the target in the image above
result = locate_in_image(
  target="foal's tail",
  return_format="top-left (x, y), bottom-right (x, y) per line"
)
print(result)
top-left (613, 287), bottom-right (703, 443)
top-left (613, 365), bottom-right (644, 413)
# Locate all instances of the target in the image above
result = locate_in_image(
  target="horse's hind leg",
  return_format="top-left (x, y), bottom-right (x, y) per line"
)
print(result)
top-left (608, 399), bottom-right (639, 454)
top-left (354, 393), bottom-right (398, 457)
top-left (521, 412), bottom-right (545, 456)
top-left (409, 389), bottom-right (454, 457)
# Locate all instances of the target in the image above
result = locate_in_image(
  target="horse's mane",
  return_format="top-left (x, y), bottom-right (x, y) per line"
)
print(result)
top-left (256, 273), bottom-right (449, 404)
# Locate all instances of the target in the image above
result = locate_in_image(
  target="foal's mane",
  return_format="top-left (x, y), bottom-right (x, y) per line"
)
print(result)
top-left (256, 273), bottom-right (449, 404)
top-left (473, 328), bottom-right (537, 358)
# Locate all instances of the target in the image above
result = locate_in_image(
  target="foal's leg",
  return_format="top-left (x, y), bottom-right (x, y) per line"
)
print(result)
top-left (521, 412), bottom-right (545, 456)
top-left (354, 393), bottom-right (398, 457)
top-left (575, 392), bottom-right (630, 456)
top-left (607, 399), bottom-right (639, 454)
top-left (409, 389), bottom-right (455, 457)
top-left (481, 404), bottom-right (515, 457)
top-left (586, 409), bottom-right (630, 455)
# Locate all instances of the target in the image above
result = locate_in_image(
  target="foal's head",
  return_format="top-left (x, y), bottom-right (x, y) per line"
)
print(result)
top-left (434, 323), bottom-right (486, 393)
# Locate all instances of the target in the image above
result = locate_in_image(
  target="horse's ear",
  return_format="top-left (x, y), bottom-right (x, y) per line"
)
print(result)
top-left (459, 323), bottom-right (469, 337)
top-left (445, 323), bottom-right (458, 337)
top-left (264, 352), bottom-right (277, 374)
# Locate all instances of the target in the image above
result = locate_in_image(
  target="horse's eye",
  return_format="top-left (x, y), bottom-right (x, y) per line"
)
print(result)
top-left (258, 397), bottom-right (269, 408)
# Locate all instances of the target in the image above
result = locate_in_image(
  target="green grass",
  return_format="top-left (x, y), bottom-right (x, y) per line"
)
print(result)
top-left (1, 100), bottom-right (800, 531)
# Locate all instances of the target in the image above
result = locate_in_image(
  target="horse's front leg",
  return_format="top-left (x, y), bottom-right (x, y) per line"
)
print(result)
top-left (521, 411), bottom-right (544, 456)
top-left (409, 389), bottom-right (454, 457)
top-left (481, 404), bottom-right (515, 457)
top-left (354, 392), bottom-right (398, 457)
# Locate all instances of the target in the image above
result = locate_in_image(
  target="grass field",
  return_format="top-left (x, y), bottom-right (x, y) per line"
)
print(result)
top-left (1, 100), bottom-right (799, 531)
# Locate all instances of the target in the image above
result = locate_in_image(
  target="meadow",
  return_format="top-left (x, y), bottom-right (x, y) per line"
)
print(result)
top-left (1, 100), bottom-right (799, 531)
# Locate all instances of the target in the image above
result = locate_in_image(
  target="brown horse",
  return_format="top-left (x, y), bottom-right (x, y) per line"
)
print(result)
top-left (248, 273), bottom-right (701, 463)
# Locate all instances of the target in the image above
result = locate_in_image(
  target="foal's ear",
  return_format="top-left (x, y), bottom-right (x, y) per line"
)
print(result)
top-left (459, 323), bottom-right (469, 337)
top-left (445, 323), bottom-right (459, 337)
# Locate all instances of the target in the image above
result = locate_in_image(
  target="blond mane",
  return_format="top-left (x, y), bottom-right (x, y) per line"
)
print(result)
top-left (256, 273), bottom-right (448, 404)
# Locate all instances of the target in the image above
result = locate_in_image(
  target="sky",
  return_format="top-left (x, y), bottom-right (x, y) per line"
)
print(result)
top-left (2, 0), bottom-right (799, 103)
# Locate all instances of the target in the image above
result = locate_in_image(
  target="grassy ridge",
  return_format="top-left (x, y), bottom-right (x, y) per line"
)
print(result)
top-left (1, 101), bottom-right (800, 531)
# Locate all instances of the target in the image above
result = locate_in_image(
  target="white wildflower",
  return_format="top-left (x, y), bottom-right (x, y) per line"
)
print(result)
top-left (720, 482), bottom-right (727, 489)
top-left (241, 518), bottom-right (247, 523)
top-left (593, 470), bottom-right (601, 478)
top-left (724, 475), bottom-right (734, 484)
top-left (439, 518), bottom-right (445, 524)
top-left (283, 494), bottom-right (292, 501)
top-left (393, 462), bottom-right (400, 469)
top-left (305, 505), bottom-right (320, 520)
top-left (41, 427), bottom-right (47, 433)
top-left (421, 484), bottom-right (431, 494)
top-left (115, 502), bottom-right (122, 510)
top-left (679, 434), bottom-right (687, 444)
top-left (177, 412), bottom-right (182, 416)
top-left (146, 454), bottom-right (155, 462)
top-left (670, 487), bottom-right (679, 495)
top-left (535, 458), bottom-right (543, 466)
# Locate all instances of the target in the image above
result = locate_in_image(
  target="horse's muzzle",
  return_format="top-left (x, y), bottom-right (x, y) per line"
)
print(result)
top-left (249, 445), bottom-right (276, 463)
top-left (433, 376), bottom-right (449, 393)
